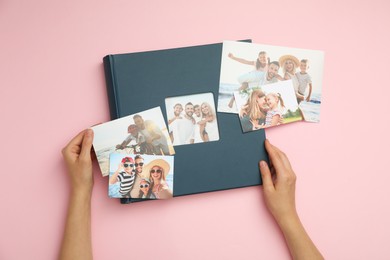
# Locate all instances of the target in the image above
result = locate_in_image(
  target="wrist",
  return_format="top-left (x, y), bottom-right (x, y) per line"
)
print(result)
top-left (275, 210), bottom-right (301, 232)
top-left (71, 187), bottom-right (93, 200)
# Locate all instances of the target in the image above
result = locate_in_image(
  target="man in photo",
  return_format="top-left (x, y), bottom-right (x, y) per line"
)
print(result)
top-left (193, 104), bottom-right (202, 123)
top-left (116, 124), bottom-right (145, 150)
top-left (129, 155), bottom-right (145, 198)
top-left (192, 104), bottom-right (206, 143)
top-left (175, 102), bottom-right (195, 145)
top-left (168, 103), bottom-right (183, 145)
top-left (109, 157), bottom-right (136, 198)
top-left (263, 61), bottom-right (280, 85)
top-left (133, 114), bottom-right (170, 155)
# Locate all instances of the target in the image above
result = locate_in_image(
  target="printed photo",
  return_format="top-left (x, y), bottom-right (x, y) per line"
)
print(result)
top-left (165, 92), bottom-right (219, 146)
top-left (108, 153), bottom-right (174, 199)
top-left (218, 41), bottom-right (324, 123)
top-left (92, 107), bottom-right (175, 177)
top-left (234, 80), bottom-right (303, 132)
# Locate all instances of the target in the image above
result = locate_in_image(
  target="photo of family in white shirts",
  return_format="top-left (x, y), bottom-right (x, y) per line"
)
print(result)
top-left (165, 93), bottom-right (220, 146)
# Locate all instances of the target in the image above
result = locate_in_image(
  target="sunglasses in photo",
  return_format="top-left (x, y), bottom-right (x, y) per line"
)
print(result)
top-left (123, 163), bottom-right (134, 168)
top-left (140, 184), bottom-right (149, 188)
top-left (150, 169), bottom-right (162, 174)
top-left (135, 163), bottom-right (144, 167)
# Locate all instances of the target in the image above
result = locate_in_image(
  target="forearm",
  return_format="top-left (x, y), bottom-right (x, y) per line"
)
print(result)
top-left (277, 213), bottom-right (323, 260)
top-left (109, 171), bottom-right (119, 184)
top-left (231, 56), bottom-right (253, 65)
top-left (307, 84), bottom-right (313, 99)
top-left (60, 190), bottom-right (93, 260)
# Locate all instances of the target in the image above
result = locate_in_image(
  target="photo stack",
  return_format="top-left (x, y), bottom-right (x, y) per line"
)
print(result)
top-left (219, 40), bottom-right (324, 132)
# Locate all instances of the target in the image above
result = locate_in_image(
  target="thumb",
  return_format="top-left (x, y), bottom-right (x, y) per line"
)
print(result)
top-left (80, 129), bottom-right (94, 160)
top-left (259, 160), bottom-right (274, 192)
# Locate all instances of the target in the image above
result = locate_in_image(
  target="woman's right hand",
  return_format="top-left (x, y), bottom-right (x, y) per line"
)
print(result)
top-left (259, 139), bottom-right (297, 223)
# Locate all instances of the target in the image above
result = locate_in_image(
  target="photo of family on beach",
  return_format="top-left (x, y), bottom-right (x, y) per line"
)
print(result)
top-left (165, 92), bottom-right (219, 146)
top-left (234, 80), bottom-right (302, 132)
top-left (91, 107), bottom-right (175, 177)
top-left (218, 41), bottom-right (324, 123)
top-left (108, 153), bottom-right (174, 199)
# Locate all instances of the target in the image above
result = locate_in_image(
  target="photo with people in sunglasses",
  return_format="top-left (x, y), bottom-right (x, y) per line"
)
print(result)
top-left (108, 153), bottom-right (174, 199)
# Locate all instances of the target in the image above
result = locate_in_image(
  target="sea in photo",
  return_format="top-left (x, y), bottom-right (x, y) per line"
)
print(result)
top-left (218, 82), bottom-right (240, 113)
top-left (299, 92), bottom-right (321, 122)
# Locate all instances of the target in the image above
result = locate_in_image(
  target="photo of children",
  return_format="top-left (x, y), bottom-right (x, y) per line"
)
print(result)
top-left (165, 92), bottom-right (219, 146)
top-left (109, 153), bottom-right (174, 199)
top-left (234, 80), bottom-right (302, 132)
top-left (218, 41), bottom-right (324, 123)
top-left (92, 107), bottom-right (175, 177)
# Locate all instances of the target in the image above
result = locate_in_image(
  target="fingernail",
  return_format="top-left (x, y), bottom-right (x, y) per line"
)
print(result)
top-left (260, 161), bottom-right (267, 168)
top-left (86, 129), bottom-right (93, 136)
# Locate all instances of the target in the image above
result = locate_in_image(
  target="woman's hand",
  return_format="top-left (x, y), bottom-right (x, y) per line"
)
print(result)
top-left (62, 129), bottom-right (95, 195)
top-left (259, 139), bottom-right (297, 223)
top-left (259, 139), bottom-right (324, 260)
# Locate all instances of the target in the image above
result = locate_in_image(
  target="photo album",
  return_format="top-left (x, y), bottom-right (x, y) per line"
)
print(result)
top-left (93, 40), bottom-right (324, 202)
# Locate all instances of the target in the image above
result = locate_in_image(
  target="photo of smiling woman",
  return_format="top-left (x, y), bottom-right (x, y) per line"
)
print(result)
top-left (238, 89), bottom-right (268, 132)
top-left (144, 159), bottom-right (173, 199)
top-left (235, 80), bottom-right (303, 132)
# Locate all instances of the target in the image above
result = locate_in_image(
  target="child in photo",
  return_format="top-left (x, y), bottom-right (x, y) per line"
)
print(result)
top-left (109, 156), bottom-right (136, 198)
top-left (138, 178), bottom-right (155, 199)
top-left (295, 59), bottom-right (313, 103)
top-left (264, 93), bottom-right (286, 128)
top-left (227, 51), bottom-right (269, 108)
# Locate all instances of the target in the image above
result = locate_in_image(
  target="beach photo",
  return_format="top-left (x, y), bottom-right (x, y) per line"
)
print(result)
top-left (108, 153), bottom-right (174, 199)
top-left (92, 107), bottom-right (175, 177)
top-left (218, 40), bottom-right (324, 123)
top-left (165, 92), bottom-right (219, 146)
top-left (235, 80), bottom-right (302, 132)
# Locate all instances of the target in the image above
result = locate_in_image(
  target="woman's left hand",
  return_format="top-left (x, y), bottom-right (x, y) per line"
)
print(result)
top-left (62, 129), bottom-right (95, 195)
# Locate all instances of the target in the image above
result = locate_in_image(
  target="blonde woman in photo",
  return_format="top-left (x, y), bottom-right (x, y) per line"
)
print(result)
top-left (198, 102), bottom-right (219, 142)
top-left (279, 55), bottom-right (300, 90)
top-left (145, 159), bottom-right (173, 199)
top-left (240, 89), bottom-right (268, 132)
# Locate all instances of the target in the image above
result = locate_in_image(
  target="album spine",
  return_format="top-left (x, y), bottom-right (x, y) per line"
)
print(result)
top-left (103, 55), bottom-right (120, 120)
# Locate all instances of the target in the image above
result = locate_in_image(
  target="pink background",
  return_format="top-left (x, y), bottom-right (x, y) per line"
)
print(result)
top-left (1, 0), bottom-right (389, 259)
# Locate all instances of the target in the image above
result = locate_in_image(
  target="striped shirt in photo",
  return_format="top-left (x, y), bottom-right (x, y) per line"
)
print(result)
top-left (117, 171), bottom-right (135, 196)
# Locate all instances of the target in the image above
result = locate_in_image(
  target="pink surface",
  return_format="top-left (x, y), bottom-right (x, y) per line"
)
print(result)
top-left (1, 0), bottom-right (390, 259)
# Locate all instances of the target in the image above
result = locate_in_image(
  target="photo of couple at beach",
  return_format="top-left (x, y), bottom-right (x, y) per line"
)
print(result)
top-left (165, 92), bottom-right (219, 146)
top-left (91, 107), bottom-right (175, 177)
top-left (108, 153), bottom-right (174, 199)
top-left (218, 41), bottom-right (324, 123)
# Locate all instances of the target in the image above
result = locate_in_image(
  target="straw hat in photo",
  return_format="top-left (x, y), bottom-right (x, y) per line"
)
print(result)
top-left (279, 55), bottom-right (300, 68)
top-left (143, 159), bottom-right (170, 179)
